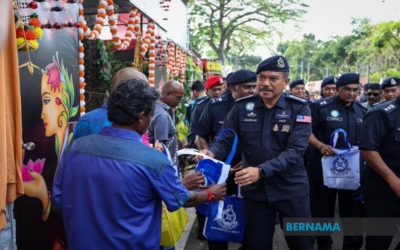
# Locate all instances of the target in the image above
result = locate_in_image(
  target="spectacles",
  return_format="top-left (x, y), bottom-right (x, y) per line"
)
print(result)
top-left (170, 92), bottom-right (184, 101)
top-left (367, 93), bottom-right (380, 97)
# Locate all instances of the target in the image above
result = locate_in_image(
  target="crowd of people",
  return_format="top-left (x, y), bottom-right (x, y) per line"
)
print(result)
top-left (52, 55), bottom-right (400, 250)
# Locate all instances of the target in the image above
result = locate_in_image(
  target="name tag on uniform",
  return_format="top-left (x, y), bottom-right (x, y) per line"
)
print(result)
top-left (275, 110), bottom-right (292, 118)
top-left (327, 117), bottom-right (343, 122)
top-left (244, 118), bottom-right (258, 122)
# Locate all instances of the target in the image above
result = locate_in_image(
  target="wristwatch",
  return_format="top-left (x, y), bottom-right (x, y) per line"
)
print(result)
top-left (258, 166), bottom-right (266, 178)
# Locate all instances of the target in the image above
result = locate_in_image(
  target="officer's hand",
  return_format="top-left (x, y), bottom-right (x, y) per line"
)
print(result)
top-left (388, 177), bottom-right (400, 198)
top-left (153, 140), bottom-right (163, 153)
top-left (234, 167), bottom-right (260, 186)
top-left (229, 161), bottom-right (242, 176)
top-left (196, 149), bottom-right (215, 161)
top-left (182, 172), bottom-right (206, 190)
top-left (207, 183), bottom-right (227, 201)
top-left (320, 144), bottom-right (336, 156)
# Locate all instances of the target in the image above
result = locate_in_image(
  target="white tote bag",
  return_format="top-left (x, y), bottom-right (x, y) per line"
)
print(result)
top-left (321, 128), bottom-right (360, 190)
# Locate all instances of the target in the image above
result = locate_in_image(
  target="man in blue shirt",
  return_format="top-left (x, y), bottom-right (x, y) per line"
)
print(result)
top-left (52, 79), bottom-right (227, 250)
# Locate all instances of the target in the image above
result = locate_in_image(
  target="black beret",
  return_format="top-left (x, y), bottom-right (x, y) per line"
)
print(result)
top-left (367, 83), bottom-right (380, 90)
top-left (335, 73), bottom-right (360, 86)
top-left (256, 55), bottom-right (289, 74)
top-left (225, 72), bottom-right (234, 85)
top-left (362, 83), bottom-right (370, 90)
top-left (380, 77), bottom-right (400, 89)
top-left (227, 69), bottom-right (256, 85)
top-left (289, 79), bottom-right (304, 88)
top-left (321, 76), bottom-right (337, 88)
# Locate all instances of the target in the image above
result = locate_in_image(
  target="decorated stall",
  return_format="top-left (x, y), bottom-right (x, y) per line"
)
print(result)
top-left (12, 0), bottom-right (189, 248)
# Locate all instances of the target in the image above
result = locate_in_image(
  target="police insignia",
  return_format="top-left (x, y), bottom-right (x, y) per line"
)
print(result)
top-left (277, 57), bottom-right (285, 68)
top-left (331, 155), bottom-right (351, 176)
top-left (245, 102), bottom-right (255, 111)
top-left (273, 124), bottom-right (278, 131)
top-left (247, 112), bottom-right (257, 117)
top-left (281, 125), bottom-right (290, 132)
top-left (391, 78), bottom-right (397, 85)
top-left (330, 110), bottom-right (339, 118)
top-left (275, 110), bottom-right (291, 118)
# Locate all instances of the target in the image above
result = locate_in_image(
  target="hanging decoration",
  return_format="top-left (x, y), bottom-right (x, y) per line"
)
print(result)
top-left (78, 2), bottom-right (86, 115)
top-left (78, 0), bottom-right (139, 50)
top-left (16, 13), bottom-right (43, 51)
top-left (166, 41), bottom-right (175, 76)
top-left (173, 46), bottom-right (181, 78)
top-left (180, 51), bottom-right (187, 84)
top-left (155, 38), bottom-right (167, 67)
top-left (148, 21), bottom-right (156, 86)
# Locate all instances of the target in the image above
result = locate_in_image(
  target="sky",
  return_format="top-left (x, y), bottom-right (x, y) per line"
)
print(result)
top-left (258, 0), bottom-right (400, 58)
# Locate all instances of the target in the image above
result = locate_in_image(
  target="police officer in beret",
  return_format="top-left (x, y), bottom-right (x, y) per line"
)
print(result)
top-left (195, 69), bottom-right (256, 250)
top-left (320, 76), bottom-right (337, 99)
top-left (360, 83), bottom-right (369, 103)
top-left (187, 76), bottom-right (224, 149)
top-left (380, 77), bottom-right (400, 103)
top-left (359, 95), bottom-right (400, 250)
top-left (203, 56), bottom-right (314, 250)
top-left (289, 79), bottom-right (307, 99)
top-left (308, 73), bottom-right (367, 250)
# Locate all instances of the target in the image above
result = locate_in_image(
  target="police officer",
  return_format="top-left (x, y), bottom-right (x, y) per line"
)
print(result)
top-left (320, 76), bottom-right (337, 99)
top-left (380, 77), bottom-right (400, 102)
top-left (195, 70), bottom-right (257, 250)
top-left (204, 56), bottom-right (314, 250)
top-left (195, 70), bottom-right (257, 150)
top-left (362, 83), bottom-right (381, 110)
top-left (308, 73), bottom-right (367, 250)
top-left (289, 79), bottom-right (306, 99)
top-left (187, 77), bottom-right (223, 148)
top-left (359, 96), bottom-right (400, 250)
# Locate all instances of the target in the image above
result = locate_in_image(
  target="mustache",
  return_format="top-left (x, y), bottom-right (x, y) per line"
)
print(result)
top-left (258, 87), bottom-right (273, 92)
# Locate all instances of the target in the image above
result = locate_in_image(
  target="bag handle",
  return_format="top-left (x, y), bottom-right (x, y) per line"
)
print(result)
top-left (214, 128), bottom-right (238, 165)
top-left (329, 128), bottom-right (351, 150)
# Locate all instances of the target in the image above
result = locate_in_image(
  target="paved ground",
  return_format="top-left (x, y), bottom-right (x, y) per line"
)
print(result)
top-left (178, 207), bottom-right (400, 250)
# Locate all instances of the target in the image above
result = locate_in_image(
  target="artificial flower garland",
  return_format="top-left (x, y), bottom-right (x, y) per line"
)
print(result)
top-left (180, 52), bottom-right (187, 84)
top-left (78, 0), bottom-right (140, 50)
top-left (174, 46), bottom-right (181, 78)
top-left (16, 13), bottom-right (43, 51)
top-left (167, 41), bottom-right (175, 76)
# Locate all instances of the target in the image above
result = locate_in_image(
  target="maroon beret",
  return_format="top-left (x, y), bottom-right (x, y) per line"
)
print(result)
top-left (205, 76), bottom-right (223, 90)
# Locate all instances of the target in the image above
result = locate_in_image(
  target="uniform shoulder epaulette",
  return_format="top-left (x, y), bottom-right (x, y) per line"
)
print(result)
top-left (211, 95), bottom-right (228, 104)
top-left (354, 100), bottom-right (368, 110)
top-left (235, 94), bottom-right (256, 103)
top-left (313, 97), bottom-right (334, 107)
top-left (196, 96), bottom-right (209, 105)
top-left (285, 94), bottom-right (308, 104)
top-left (375, 100), bottom-right (398, 113)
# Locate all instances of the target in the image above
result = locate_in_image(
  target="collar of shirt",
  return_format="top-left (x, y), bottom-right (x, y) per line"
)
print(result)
top-left (254, 93), bottom-right (286, 109)
top-left (335, 96), bottom-right (355, 111)
top-left (99, 126), bottom-right (143, 143)
top-left (157, 100), bottom-right (174, 119)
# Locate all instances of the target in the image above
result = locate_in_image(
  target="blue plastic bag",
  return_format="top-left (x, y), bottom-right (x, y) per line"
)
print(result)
top-left (194, 129), bottom-right (238, 218)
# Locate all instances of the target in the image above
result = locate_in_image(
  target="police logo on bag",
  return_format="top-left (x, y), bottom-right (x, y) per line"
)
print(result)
top-left (331, 155), bottom-right (351, 176)
top-left (216, 204), bottom-right (238, 230)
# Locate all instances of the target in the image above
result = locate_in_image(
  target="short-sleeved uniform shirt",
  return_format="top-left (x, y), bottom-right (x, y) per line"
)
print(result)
top-left (309, 96), bottom-right (368, 179)
top-left (359, 97), bottom-right (400, 199)
top-left (211, 94), bottom-right (312, 202)
top-left (148, 100), bottom-right (178, 164)
top-left (52, 127), bottom-right (190, 250)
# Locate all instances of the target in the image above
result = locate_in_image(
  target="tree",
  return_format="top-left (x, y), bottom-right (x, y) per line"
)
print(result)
top-left (371, 21), bottom-right (400, 62)
top-left (188, 0), bottom-right (307, 66)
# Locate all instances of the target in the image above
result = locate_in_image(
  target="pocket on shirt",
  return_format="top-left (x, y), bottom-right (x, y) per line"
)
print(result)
top-left (240, 122), bottom-right (262, 154)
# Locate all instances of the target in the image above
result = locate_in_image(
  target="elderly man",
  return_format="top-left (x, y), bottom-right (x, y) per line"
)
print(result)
top-left (203, 56), bottom-right (314, 250)
top-left (308, 73), bottom-right (367, 250)
top-left (320, 76), bottom-right (337, 99)
top-left (289, 79), bottom-right (306, 99)
top-left (52, 79), bottom-right (227, 249)
top-left (380, 77), bottom-right (400, 103)
top-left (74, 67), bottom-right (148, 140)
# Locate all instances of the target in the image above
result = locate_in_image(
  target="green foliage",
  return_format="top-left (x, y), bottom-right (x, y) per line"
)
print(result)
top-left (95, 40), bottom-right (131, 90)
top-left (189, 0), bottom-right (308, 65)
top-left (370, 68), bottom-right (400, 82)
top-left (277, 19), bottom-right (400, 84)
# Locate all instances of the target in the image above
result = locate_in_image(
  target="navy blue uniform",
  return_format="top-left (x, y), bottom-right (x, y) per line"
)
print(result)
top-left (309, 96), bottom-right (367, 250)
top-left (187, 96), bottom-right (210, 149)
top-left (211, 94), bottom-right (314, 250)
top-left (359, 97), bottom-right (400, 250)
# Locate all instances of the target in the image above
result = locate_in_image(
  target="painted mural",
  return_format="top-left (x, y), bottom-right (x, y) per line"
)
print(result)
top-left (15, 26), bottom-right (79, 249)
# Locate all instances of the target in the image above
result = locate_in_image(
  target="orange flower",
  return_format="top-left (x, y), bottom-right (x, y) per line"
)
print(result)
top-left (79, 70), bottom-right (85, 77)
top-left (79, 83), bottom-right (86, 88)
top-left (29, 18), bottom-right (41, 28)
top-left (16, 28), bottom-right (25, 38)
top-left (107, 10), bottom-right (114, 16)
top-left (80, 107), bottom-right (86, 112)
top-left (79, 46), bottom-right (84, 52)
top-left (25, 29), bottom-right (37, 40)
top-left (80, 94), bottom-right (85, 100)
top-left (79, 58), bottom-right (84, 65)
top-left (78, 34), bottom-right (84, 40)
